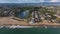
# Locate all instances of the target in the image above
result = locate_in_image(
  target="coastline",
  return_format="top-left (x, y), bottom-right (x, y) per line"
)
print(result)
top-left (0, 17), bottom-right (60, 28)
top-left (0, 23), bottom-right (60, 28)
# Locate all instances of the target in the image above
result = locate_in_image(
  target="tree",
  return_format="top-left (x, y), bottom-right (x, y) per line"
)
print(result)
top-left (38, 7), bottom-right (57, 22)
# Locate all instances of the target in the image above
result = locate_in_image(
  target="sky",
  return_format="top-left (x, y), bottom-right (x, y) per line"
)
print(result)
top-left (0, 0), bottom-right (60, 3)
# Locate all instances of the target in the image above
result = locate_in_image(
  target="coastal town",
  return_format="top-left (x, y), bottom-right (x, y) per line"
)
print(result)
top-left (0, 6), bottom-right (60, 28)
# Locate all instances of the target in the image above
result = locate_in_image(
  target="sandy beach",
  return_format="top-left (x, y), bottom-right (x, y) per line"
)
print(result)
top-left (0, 17), bottom-right (60, 26)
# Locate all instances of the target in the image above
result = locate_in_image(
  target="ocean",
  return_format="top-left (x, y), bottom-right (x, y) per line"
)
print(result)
top-left (0, 28), bottom-right (60, 34)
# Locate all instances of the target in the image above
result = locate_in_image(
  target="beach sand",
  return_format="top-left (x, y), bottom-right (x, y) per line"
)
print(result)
top-left (0, 17), bottom-right (60, 26)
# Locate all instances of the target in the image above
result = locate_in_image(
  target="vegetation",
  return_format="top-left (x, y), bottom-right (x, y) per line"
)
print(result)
top-left (0, 6), bottom-right (59, 23)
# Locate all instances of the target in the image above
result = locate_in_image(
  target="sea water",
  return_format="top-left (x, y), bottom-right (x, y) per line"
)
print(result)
top-left (0, 27), bottom-right (60, 34)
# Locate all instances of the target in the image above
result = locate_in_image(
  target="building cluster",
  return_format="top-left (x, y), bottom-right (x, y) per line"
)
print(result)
top-left (0, 6), bottom-right (60, 24)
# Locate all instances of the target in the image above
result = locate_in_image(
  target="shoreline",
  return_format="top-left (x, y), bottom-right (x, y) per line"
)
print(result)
top-left (0, 17), bottom-right (60, 28)
top-left (0, 23), bottom-right (60, 28)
